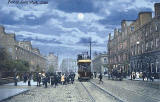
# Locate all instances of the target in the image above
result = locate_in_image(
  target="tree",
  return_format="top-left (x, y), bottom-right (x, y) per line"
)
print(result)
top-left (0, 47), bottom-right (10, 71)
top-left (14, 60), bottom-right (29, 72)
top-left (0, 47), bottom-right (30, 72)
top-left (0, 48), bottom-right (8, 61)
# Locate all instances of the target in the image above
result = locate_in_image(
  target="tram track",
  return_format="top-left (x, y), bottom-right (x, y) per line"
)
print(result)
top-left (89, 81), bottom-right (124, 102)
top-left (80, 82), bottom-right (96, 102)
top-left (80, 81), bottom-right (123, 102)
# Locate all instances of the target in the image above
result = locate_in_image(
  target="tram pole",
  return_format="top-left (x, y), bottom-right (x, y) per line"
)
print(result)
top-left (90, 39), bottom-right (91, 60)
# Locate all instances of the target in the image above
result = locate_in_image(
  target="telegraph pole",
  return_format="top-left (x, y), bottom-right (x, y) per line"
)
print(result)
top-left (90, 39), bottom-right (92, 59)
top-left (89, 38), bottom-right (96, 60)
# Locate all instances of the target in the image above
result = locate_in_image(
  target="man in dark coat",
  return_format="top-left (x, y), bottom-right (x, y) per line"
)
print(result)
top-left (44, 76), bottom-right (48, 88)
top-left (94, 72), bottom-right (97, 78)
top-left (14, 74), bottom-right (18, 86)
top-left (98, 73), bottom-right (103, 84)
top-left (54, 74), bottom-right (58, 87)
top-left (23, 73), bottom-right (27, 83)
top-left (142, 72), bottom-right (146, 81)
top-left (37, 74), bottom-right (41, 86)
top-left (71, 74), bottom-right (75, 84)
top-left (28, 73), bottom-right (32, 86)
top-left (51, 76), bottom-right (54, 86)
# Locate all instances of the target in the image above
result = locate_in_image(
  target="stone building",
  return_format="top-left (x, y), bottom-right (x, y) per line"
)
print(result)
top-left (0, 26), bottom-right (47, 72)
top-left (92, 53), bottom-right (108, 74)
top-left (60, 58), bottom-right (77, 73)
top-left (108, 20), bottom-right (133, 74)
top-left (129, 3), bottom-right (160, 78)
top-left (108, 3), bottom-right (160, 78)
top-left (46, 52), bottom-right (58, 72)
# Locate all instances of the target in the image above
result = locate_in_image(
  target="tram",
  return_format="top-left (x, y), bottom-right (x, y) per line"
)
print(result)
top-left (77, 53), bottom-right (92, 81)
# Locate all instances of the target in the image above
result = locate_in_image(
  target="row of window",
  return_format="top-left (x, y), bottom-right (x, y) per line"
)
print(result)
top-left (109, 53), bottom-right (128, 64)
top-left (130, 23), bottom-right (159, 34)
top-left (131, 38), bottom-right (160, 56)
top-left (131, 61), bottom-right (160, 73)
top-left (130, 23), bottom-right (159, 45)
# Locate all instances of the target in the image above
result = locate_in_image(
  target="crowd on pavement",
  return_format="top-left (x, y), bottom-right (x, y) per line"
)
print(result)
top-left (130, 71), bottom-right (156, 82)
top-left (13, 72), bottom-right (76, 88)
top-left (13, 70), bottom-right (159, 88)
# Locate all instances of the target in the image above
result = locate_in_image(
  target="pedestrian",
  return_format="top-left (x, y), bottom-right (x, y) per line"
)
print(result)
top-left (91, 73), bottom-right (93, 79)
top-left (94, 72), bottom-right (97, 78)
top-left (54, 74), bottom-right (58, 87)
top-left (132, 72), bottom-right (136, 80)
top-left (14, 74), bottom-right (19, 86)
top-left (98, 73), bottom-right (103, 84)
top-left (37, 74), bottom-right (41, 86)
top-left (146, 72), bottom-right (149, 81)
top-left (149, 73), bottom-right (154, 82)
top-left (36, 73), bottom-right (39, 86)
top-left (28, 73), bottom-right (31, 86)
top-left (61, 74), bottom-right (65, 85)
top-left (23, 73), bottom-right (27, 83)
top-left (142, 72), bottom-right (146, 81)
top-left (66, 75), bottom-right (70, 84)
top-left (46, 74), bottom-right (50, 85)
top-left (51, 76), bottom-right (54, 86)
top-left (71, 74), bottom-right (75, 84)
top-left (44, 76), bottom-right (48, 88)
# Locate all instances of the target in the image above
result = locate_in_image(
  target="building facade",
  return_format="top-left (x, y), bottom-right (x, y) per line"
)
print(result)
top-left (108, 3), bottom-right (160, 78)
top-left (108, 20), bottom-right (133, 74)
top-left (0, 26), bottom-right (47, 72)
top-left (46, 52), bottom-right (58, 72)
top-left (92, 53), bottom-right (108, 74)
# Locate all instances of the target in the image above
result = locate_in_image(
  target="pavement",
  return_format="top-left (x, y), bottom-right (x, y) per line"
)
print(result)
top-left (91, 78), bottom-right (160, 102)
top-left (104, 75), bottom-right (160, 89)
top-left (0, 80), bottom-right (37, 102)
top-left (124, 76), bottom-right (160, 82)
top-left (0, 88), bottom-right (29, 102)
top-left (5, 80), bottom-right (37, 86)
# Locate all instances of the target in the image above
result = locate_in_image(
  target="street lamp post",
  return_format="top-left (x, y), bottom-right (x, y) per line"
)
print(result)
top-left (136, 41), bottom-right (140, 73)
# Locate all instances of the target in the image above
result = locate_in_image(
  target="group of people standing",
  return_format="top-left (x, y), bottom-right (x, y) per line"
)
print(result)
top-left (131, 72), bottom-right (155, 81)
top-left (14, 72), bottom-right (76, 87)
top-left (14, 72), bottom-right (32, 86)
top-left (36, 72), bottom-right (76, 88)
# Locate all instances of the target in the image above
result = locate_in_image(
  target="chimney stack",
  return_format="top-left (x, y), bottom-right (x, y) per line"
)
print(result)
top-left (108, 33), bottom-right (111, 41)
top-left (154, 3), bottom-right (160, 17)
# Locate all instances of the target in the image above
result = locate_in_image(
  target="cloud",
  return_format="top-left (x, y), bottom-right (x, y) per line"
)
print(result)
top-left (52, 0), bottom-right (95, 13)
top-left (98, 7), bottom-right (152, 26)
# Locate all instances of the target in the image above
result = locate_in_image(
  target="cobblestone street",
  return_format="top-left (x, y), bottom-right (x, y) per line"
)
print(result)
top-left (2, 79), bottom-right (120, 102)
top-left (91, 77), bottom-right (160, 102)
top-left (3, 82), bottom-right (82, 102)
top-left (2, 77), bottom-right (159, 102)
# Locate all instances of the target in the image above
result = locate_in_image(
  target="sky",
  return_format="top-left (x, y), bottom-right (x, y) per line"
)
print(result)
top-left (0, 0), bottom-right (159, 63)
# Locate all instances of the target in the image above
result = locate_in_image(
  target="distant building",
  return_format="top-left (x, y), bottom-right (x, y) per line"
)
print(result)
top-left (92, 53), bottom-right (108, 74)
top-left (46, 52), bottom-right (58, 72)
top-left (60, 58), bottom-right (77, 73)
top-left (0, 26), bottom-right (47, 72)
